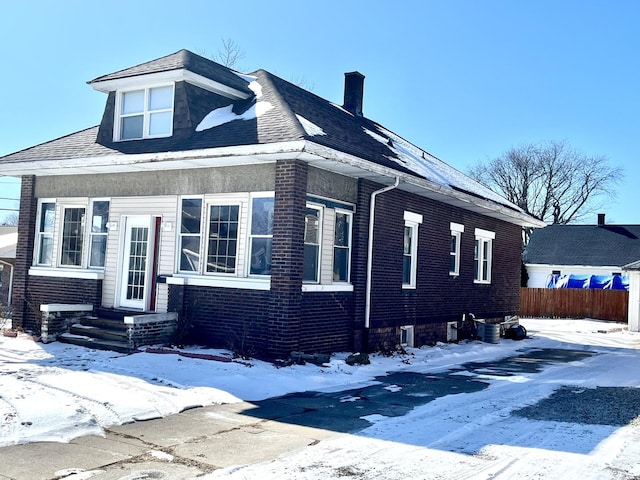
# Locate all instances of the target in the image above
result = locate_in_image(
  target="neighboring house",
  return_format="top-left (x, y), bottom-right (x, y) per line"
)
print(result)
top-left (0, 50), bottom-right (543, 358)
top-left (0, 226), bottom-right (17, 308)
top-left (523, 214), bottom-right (640, 288)
top-left (623, 260), bottom-right (640, 332)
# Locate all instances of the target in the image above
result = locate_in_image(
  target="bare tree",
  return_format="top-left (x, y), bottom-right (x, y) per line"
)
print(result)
top-left (469, 141), bottom-right (624, 224)
top-left (211, 38), bottom-right (246, 70)
top-left (2, 212), bottom-right (18, 226)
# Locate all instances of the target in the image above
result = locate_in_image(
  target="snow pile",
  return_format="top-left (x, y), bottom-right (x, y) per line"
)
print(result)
top-left (196, 81), bottom-right (273, 132)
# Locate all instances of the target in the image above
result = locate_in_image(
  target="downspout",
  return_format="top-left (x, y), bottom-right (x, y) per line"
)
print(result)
top-left (365, 177), bottom-right (400, 329)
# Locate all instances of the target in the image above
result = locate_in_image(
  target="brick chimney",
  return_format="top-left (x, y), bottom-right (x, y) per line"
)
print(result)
top-left (343, 71), bottom-right (365, 117)
top-left (597, 213), bottom-right (606, 226)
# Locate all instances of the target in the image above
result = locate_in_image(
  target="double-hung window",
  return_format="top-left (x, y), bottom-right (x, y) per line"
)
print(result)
top-left (449, 222), bottom-right (464, 276)
top-left (89, 200), bottom-right (109, 268)
top-left (178, 198), bottom-right (203, 272)
top-left (333, 210), bottom-right (352, 282)
top-left (60, 207), bottom-right (86, 267)
top-left (249, 196), bottom-right (274, 275)
top-left (402, 211), bottom-right (423, 288)
top-left (36, 202), bottom-right (56, 266)
top-left (118, 85), bottom-right (174, 141)
top-left (206, 204), bottom-right (240, 274)
top-left (303, 205), bottom-right (322, 283)
top-left (474, 228), bottom-right (495, 283)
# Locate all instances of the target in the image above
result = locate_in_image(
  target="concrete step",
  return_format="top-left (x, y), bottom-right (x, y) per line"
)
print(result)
top-left (69, 323), bottom-right (129, 342)
top-left (58, 333), bottom-right (134, 354)
top-left (80, 315), bottom-right (129, 331)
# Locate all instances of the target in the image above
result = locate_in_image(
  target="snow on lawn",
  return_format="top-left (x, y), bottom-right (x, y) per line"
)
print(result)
top-left (2, 318), bottom-right (640, 479)
top-left (202, 318), bottom-right (640, 480)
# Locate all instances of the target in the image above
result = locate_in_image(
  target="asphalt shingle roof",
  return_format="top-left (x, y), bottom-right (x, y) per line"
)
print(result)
top-left (88, 49), bottom-right (253, 96)
top-left (0, 50), bottom-right (521, 215)
top-left (523, 223), bottom-right (640, 267)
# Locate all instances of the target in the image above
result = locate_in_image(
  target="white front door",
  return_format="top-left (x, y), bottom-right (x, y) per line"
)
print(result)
top-left (119, 216), bottom-right (154, 310)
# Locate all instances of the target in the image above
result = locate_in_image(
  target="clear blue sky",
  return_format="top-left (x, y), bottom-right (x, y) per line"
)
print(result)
top-left (1, 0), bottom-right (638, 224)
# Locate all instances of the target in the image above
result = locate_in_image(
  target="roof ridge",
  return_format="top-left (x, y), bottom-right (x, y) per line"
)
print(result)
top-left (251, 69), bottom-right (307, 139)
top-left (88, 50), bottom-right (188, 84)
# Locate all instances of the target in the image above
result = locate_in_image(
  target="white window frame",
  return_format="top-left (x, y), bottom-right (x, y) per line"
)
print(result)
top-left (114, 83), bottom-right (175, 141)
top-left (59, 205), bottom-right (87, 268)
top-left (177, 197), bottom-right (204, 274)
top-left (400, 325), bottom-right (415, 348)
top-left (474, 228), bottom-right (495, 284)
top-left (403, 211), bottom-right (423, 289)
top-left (449, 222), bottom-right (464, 276)
top-left (332, 209), bottom-right (353, 283)
top-left (248, 193), bottom-right (275, 277)
top-left (87, 199), bottom-right (110, 268)
top-left (35, 200), bottom-right (56, 266)
top-left (204, 202), bottom-right (242, 276)
top-left (303, 203), bottom-right (323, 283)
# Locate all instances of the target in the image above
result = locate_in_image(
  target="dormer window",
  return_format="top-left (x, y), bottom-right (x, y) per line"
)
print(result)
top-left (116, 85), bottom-right (174, 141)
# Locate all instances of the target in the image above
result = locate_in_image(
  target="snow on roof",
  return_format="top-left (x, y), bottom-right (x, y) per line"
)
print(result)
top-left (195, 80), bottom-right (273, 132)
top-left (296, 115), bottom-right (326, 136)
top-left (366, 124), bottom-right (519, 210)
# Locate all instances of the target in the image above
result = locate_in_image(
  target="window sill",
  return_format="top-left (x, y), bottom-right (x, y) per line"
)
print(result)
top-left (302, 284), bottom-right (354, 293)
top-left (473, 280), bottom-right (492, 285)
top-left (168, 275), bottom-right (271, 291)
top-left (402, 285), bottom-right (417, 290)
top-left (29, 267), bottom-right (105, 280)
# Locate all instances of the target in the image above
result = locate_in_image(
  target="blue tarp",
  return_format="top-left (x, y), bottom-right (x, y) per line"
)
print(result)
top-left (547, 274), bottom-right (629, 291)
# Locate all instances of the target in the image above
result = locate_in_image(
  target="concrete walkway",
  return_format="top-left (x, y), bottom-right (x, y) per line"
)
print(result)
top-left (0, 401), bottom-right (339, 479)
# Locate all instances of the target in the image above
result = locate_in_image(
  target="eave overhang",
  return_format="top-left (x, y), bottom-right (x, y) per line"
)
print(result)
top-left (89, 69), bottom-right (252, 100)
top-left (0, 139), bottom-right (545, 229)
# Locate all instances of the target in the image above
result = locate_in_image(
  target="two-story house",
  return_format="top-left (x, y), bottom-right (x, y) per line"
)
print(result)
top-left (0, 50), bottom-right (543, 358)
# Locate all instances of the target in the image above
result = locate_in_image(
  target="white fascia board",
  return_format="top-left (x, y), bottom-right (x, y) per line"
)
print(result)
top-left (90, 69), bottom-right (251, 100)
top-left (1, 141), bottom-right (309, 176)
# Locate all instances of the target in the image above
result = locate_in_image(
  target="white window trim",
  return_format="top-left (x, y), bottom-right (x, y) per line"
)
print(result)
top-left (203, 201), bottom-right (243, 276)
top-left (303, 203), bottom-right (323, 284)
top-left (113, 83), bottom-right (175, 142)
top-left (177, 196), bottom-right (204, 274)
top-left (400, 325), bottom-right (415, 348)
top-left (35, 200), bottom-right (56, 267)
top-left (58, 203), bottom-right (88, 269)
top-left (449, 222), bottom-right (464, 277)
top-left (87, 198), bottom-right (110, 269)
top-left (332, 208), bottom-right (353, 284)
top-left (247, 192), bottom-right (275, 277)
top-left (403, 211), bottom-right (423, 289)
top-left (33, 198), bottom-right (112, 273)
top-left (474, 228), bottom-right (495, 284)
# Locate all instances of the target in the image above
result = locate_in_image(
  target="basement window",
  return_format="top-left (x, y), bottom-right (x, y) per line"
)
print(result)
top-left (400, 325), bottom-right (415, 348)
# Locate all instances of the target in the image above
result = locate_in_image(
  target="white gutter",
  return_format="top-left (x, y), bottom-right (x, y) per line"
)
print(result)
top-left (0, 259), bottom-right (13, 307)
top-left (365, 177), bottom-right (400, 329)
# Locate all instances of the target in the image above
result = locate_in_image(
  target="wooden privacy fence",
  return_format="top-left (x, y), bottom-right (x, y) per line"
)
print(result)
top-left (520, 288), bottom-right (629, 322)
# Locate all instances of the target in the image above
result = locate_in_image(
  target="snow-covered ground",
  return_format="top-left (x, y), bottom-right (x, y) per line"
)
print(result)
top-left (2, 318), bottom-right (640, 479)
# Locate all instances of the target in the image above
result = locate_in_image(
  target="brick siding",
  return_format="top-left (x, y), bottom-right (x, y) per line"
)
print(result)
top-left (267, 160), bottom-right (308, 358)
top-left (361, 181), bottom-right (523, 350)
top-left (12, 175), bottom-right (37, 330)
top-left (20, 276), bottom-right (102, 334)
top-left (299, 292), bottom-right (354, 353)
